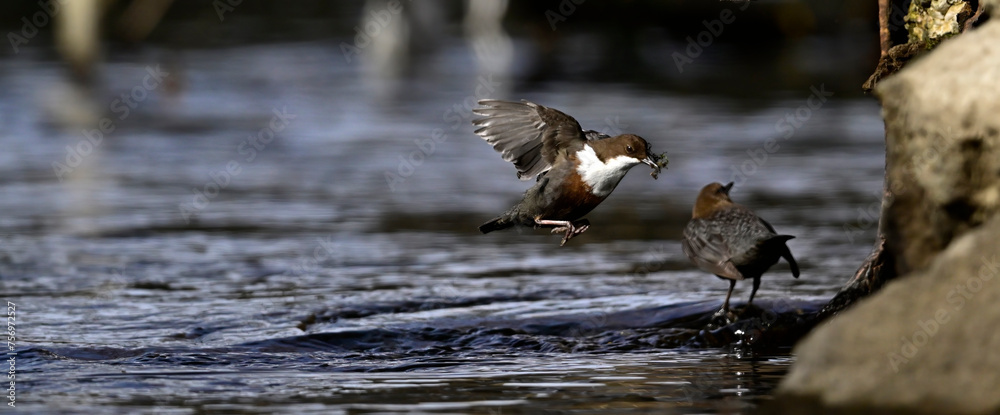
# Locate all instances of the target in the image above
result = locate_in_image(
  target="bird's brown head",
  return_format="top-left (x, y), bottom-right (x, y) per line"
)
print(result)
top-left (593, 134), bottom-right (662, 176)
top-left (692, 182), bottom-right (735, 219)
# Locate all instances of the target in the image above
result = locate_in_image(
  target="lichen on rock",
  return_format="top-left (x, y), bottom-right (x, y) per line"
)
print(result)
top-left (905, 0), bottom-right (972, 47)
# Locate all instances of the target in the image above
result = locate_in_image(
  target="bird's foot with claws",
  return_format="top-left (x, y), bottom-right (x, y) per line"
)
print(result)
top-left (536, 218), bottom-right (590, 246)
top-left (711, 308), bottom-right (738, 325)
top-left (556, 219), bottom-right (590, 246)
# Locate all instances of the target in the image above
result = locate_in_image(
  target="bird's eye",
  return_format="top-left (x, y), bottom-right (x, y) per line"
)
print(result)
top-left (626, 145), bottom-right (634, 153)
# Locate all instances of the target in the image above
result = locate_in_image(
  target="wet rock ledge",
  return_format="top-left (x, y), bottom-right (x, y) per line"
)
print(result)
top-left (774, 11), bottom-right (1000, 415)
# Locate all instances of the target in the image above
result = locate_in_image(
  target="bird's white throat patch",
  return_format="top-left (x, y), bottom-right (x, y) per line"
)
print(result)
top-left (575, 145), bottom-right (640, 197)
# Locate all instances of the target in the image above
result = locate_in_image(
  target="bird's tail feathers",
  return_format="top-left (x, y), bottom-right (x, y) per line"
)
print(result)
top-left (479, 216), bottom-right (513, 234)
top-left (768, 235), bottom-right (800, 278)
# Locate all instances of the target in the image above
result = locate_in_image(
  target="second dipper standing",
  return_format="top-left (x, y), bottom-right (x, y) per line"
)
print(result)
top-left (681, 182), bottom-right (800, 318)
top-left (473, 99), bottom-right (664, 246)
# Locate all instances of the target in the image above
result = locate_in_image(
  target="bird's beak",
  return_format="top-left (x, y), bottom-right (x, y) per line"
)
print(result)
top-left (723, 182), bottom-right (734, 194)
top-left (642, 154), bottom-right (662, 179)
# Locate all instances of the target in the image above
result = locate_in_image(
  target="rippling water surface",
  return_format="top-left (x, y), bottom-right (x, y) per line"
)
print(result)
top-left (1, 40), bottom-right (884, 413)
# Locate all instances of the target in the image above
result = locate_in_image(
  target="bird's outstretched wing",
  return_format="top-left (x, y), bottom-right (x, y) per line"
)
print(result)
top-left (682, 220), bottom-right (744, 281)
top-left (473, 99), bottom-right (587, 180)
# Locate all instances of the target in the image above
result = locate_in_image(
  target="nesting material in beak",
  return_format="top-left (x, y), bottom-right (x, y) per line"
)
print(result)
top-left (645, 152), bottom-right (669, 179)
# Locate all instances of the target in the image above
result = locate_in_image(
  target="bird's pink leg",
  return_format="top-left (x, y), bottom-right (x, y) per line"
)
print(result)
top-left (535, 219), bottom-right (571, 229)
top-left (535, 219), bottom-right (574, 245)
top-left (535, 218), bottom-right (590, 246)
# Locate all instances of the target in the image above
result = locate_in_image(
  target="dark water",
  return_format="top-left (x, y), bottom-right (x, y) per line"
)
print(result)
top-left (1, 39), bottom-right (884, 413)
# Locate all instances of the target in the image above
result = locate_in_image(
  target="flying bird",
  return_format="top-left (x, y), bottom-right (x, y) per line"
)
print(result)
top-left (473, 99), bottom-right (664, 245)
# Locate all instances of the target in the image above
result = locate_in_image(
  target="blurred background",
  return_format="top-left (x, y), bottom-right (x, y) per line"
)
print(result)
top-left (1, 0), bottom-right (891, 413)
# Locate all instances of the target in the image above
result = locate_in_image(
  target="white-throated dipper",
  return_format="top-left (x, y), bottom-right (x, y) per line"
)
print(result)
top-left (682, 182), bottom-right (799, 318)
top-left (473, 99), bottom-right (664, 245)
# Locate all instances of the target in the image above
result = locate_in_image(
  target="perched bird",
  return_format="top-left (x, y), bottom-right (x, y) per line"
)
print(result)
top-left (473, 99), bottom-right (664, 245)
top-left (681, 182), bottom-right (799, 317)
